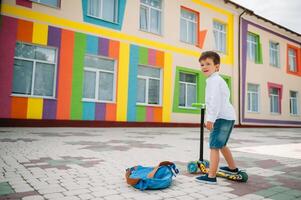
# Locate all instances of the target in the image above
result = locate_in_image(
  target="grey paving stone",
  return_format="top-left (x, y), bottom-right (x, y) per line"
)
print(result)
top-left (0, 127), bottom-right (300, 199)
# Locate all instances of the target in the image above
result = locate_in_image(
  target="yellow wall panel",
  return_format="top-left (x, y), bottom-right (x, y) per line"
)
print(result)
top-left (162, 53), bottom-right (173, 122)
top-left (27, 98), bottom-right (43, 119)
top-left (32, 23), bottom-right (48, 45)
top-left (116, 42), bottom-right (130, 121)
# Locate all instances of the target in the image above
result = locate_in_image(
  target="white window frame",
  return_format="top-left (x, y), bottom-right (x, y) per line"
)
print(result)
top-left (31, 0), bottom-right (60, 8)
top-left (247, 33), bottom-right (257, 62)
top-left (82, 54), bottom-right (117, 103)
top-left (180, 8), bottom-right (197, 45)
top-left (139, 0), bottom-right (163, 35)
top-left (213, 21), bottom-right (226, 54)
top-left (137, 65), bottom-right (162, 106)
top-left (87, 0), bottom-right (119, 23)
top-left (12, 42), bottom-right (58, 99)
top-left (290, 91), bottom-right (299, 116)
top-left (247, 83), bottom-right (260, 113)
top-left (269, 41), bottom-right (280, 67)
top-left (179, 72), bottom-right (197, 109)
top-left (288, 48), bottom-right (297, 72)
top-left (269, 88), bottom-right (280, 114)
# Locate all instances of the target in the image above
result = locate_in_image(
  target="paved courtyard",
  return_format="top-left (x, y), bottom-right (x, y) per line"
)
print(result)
top-left (0, 127), bottom-right (300, 200)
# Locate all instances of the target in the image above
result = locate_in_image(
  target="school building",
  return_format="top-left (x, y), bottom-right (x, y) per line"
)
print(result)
top-left (0, 0), bottom-right (300, 127)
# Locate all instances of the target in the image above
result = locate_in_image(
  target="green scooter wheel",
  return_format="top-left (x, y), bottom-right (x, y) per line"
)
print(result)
top-left (239, 171), bottom-right (248, 182)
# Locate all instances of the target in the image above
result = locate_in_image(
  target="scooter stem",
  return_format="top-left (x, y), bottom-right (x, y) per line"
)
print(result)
top-left (199, 105), bottom-right (205, 162)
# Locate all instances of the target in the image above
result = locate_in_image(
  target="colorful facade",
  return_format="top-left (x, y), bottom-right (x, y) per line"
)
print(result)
top-left (241, 18), bottom-right (301, 126)
top-left (0, 0), bottom-right (300, 127)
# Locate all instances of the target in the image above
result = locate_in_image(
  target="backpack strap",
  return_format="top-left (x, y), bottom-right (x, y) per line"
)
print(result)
top-left (125, 166), bottom-right (141, 186)
top-left (147, 161), bottom-right (176, 178)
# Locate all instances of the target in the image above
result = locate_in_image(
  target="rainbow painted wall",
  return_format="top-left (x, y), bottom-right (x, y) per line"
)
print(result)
top-left (1, 0), bottom-right (300, 127)
top-left (0, 16), bottom-right (172, 123)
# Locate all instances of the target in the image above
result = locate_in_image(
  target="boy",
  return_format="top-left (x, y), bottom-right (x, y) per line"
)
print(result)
top-left (196, 51), bottom-right (238, 184)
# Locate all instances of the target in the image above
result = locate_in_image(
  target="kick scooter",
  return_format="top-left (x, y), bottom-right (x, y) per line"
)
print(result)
top-left (187, 103), bottom-right (248, 182)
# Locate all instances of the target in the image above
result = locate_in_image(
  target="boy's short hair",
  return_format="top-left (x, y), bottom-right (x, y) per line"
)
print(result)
top-left (198, 51), bottom-right (220, 65)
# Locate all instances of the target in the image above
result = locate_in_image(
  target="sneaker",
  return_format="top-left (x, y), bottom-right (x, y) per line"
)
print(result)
top-left (195, 174), bottom-right (217, 184)
top-left (219, 166), bottom-right (239, 174)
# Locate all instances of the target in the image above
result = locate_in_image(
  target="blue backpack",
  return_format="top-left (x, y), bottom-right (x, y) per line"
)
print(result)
top-left (125, 161), bottom-right (179, 190)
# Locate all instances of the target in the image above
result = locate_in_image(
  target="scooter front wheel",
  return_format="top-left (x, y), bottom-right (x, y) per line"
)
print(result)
top-left (187, 161), bottom-right (198, 174)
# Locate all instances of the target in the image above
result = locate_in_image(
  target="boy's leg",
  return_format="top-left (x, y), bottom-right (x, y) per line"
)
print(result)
top-left (208, 148), bottom-right (219, 178)
top-left (221, 146), bottom-right (236, 169)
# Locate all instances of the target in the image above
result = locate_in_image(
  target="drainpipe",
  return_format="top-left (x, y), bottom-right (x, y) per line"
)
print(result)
top-left (238, 9), bottom-right (247, 126)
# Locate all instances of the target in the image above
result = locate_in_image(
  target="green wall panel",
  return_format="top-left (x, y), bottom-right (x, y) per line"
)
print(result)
top-left (71, 33), bottom-right (86, 120)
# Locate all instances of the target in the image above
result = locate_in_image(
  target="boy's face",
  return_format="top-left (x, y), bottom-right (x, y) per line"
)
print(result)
top-left (200, 58), bottom-right (219, 77)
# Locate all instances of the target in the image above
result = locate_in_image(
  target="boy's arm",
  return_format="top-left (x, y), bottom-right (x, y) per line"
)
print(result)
top-left (205, 81), bottom-right (221, 125)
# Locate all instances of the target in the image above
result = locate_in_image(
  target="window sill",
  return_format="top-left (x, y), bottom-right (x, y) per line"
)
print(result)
top-left (270, 65), bottom-right (281, 68)
top-left (87, 15), bottom-right (119, 25)
top-left (179, 106), bottom-right (198, 110)
top-left (287, 70), bottom-right (299, 75)
top-left (11, 94), bottom-right (56, 100)
top-left (247, 58), bottom-right (260, 64)
top-left (247, 111), bottom-right (260, 114)
top-left (270, 112), bottom-right (281, 115)
top-left (136, 103), bottom-right (162, 107)
top-left (180, 39), bottom-right (197, 46)
top-left (31, 1), bottom-right (61, 9)
top-left (290, 114), bottom-right (300, 117)
top-left (82, 99), bottom-right (116, 104)
top-left (139, 29), bottom-right (163, 37)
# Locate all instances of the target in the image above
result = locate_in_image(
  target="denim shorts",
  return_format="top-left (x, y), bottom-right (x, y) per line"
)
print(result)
top-left (209, 119), bottom-right (235, 149)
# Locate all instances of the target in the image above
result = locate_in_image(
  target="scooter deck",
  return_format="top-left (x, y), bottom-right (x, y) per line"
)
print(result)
top-left (216, 170), bottom-right (248, 182)
top-left (187, 161), bottom-right (248, 182)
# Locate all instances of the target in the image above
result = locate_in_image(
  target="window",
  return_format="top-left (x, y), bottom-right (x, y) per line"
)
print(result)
top-left (83, 55), bottom-right (116, 102)
top-left (137, 65), bottom-right (162, 105)
top-left (213, 21), bottom-right (226, 53)
top-left (290, 91), bottom-right (298, 115)
top-left (247, 83), bottom-right (259, 112)
top-left (269, 88), bottom-right (280, 113)
top-left (87, 0), bottom-right (118, 23)
top-left (180, 8), bottom-right (197, 45)
top-left (140, 0), bottom-right (162, 35)
top-left (247, 32), bottom-right (263, 64)
top-left (179, 72), bottom-right (197, 108)
top-left (247, 32), bottom-right (257, 62)
top-left (269, 41), bottom-right (280, 67)
top-left (13, 42), bottom-right (57, 98)
top-left (31, 0), bottom-right (60, 8)
top-left (288, 48), bottom-right (297, 72)
top-left (173, 67), bottom-right (202, 114)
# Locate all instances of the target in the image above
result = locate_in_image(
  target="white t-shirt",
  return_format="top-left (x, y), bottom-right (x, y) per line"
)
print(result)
top-left (205, 72), bottom-right (236, 123)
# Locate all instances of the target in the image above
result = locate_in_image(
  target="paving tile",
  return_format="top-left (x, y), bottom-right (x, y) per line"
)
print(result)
top-left (0, 127), bottom-right (301, 199)
top-left (0, 182), bottom-right (15, 196)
